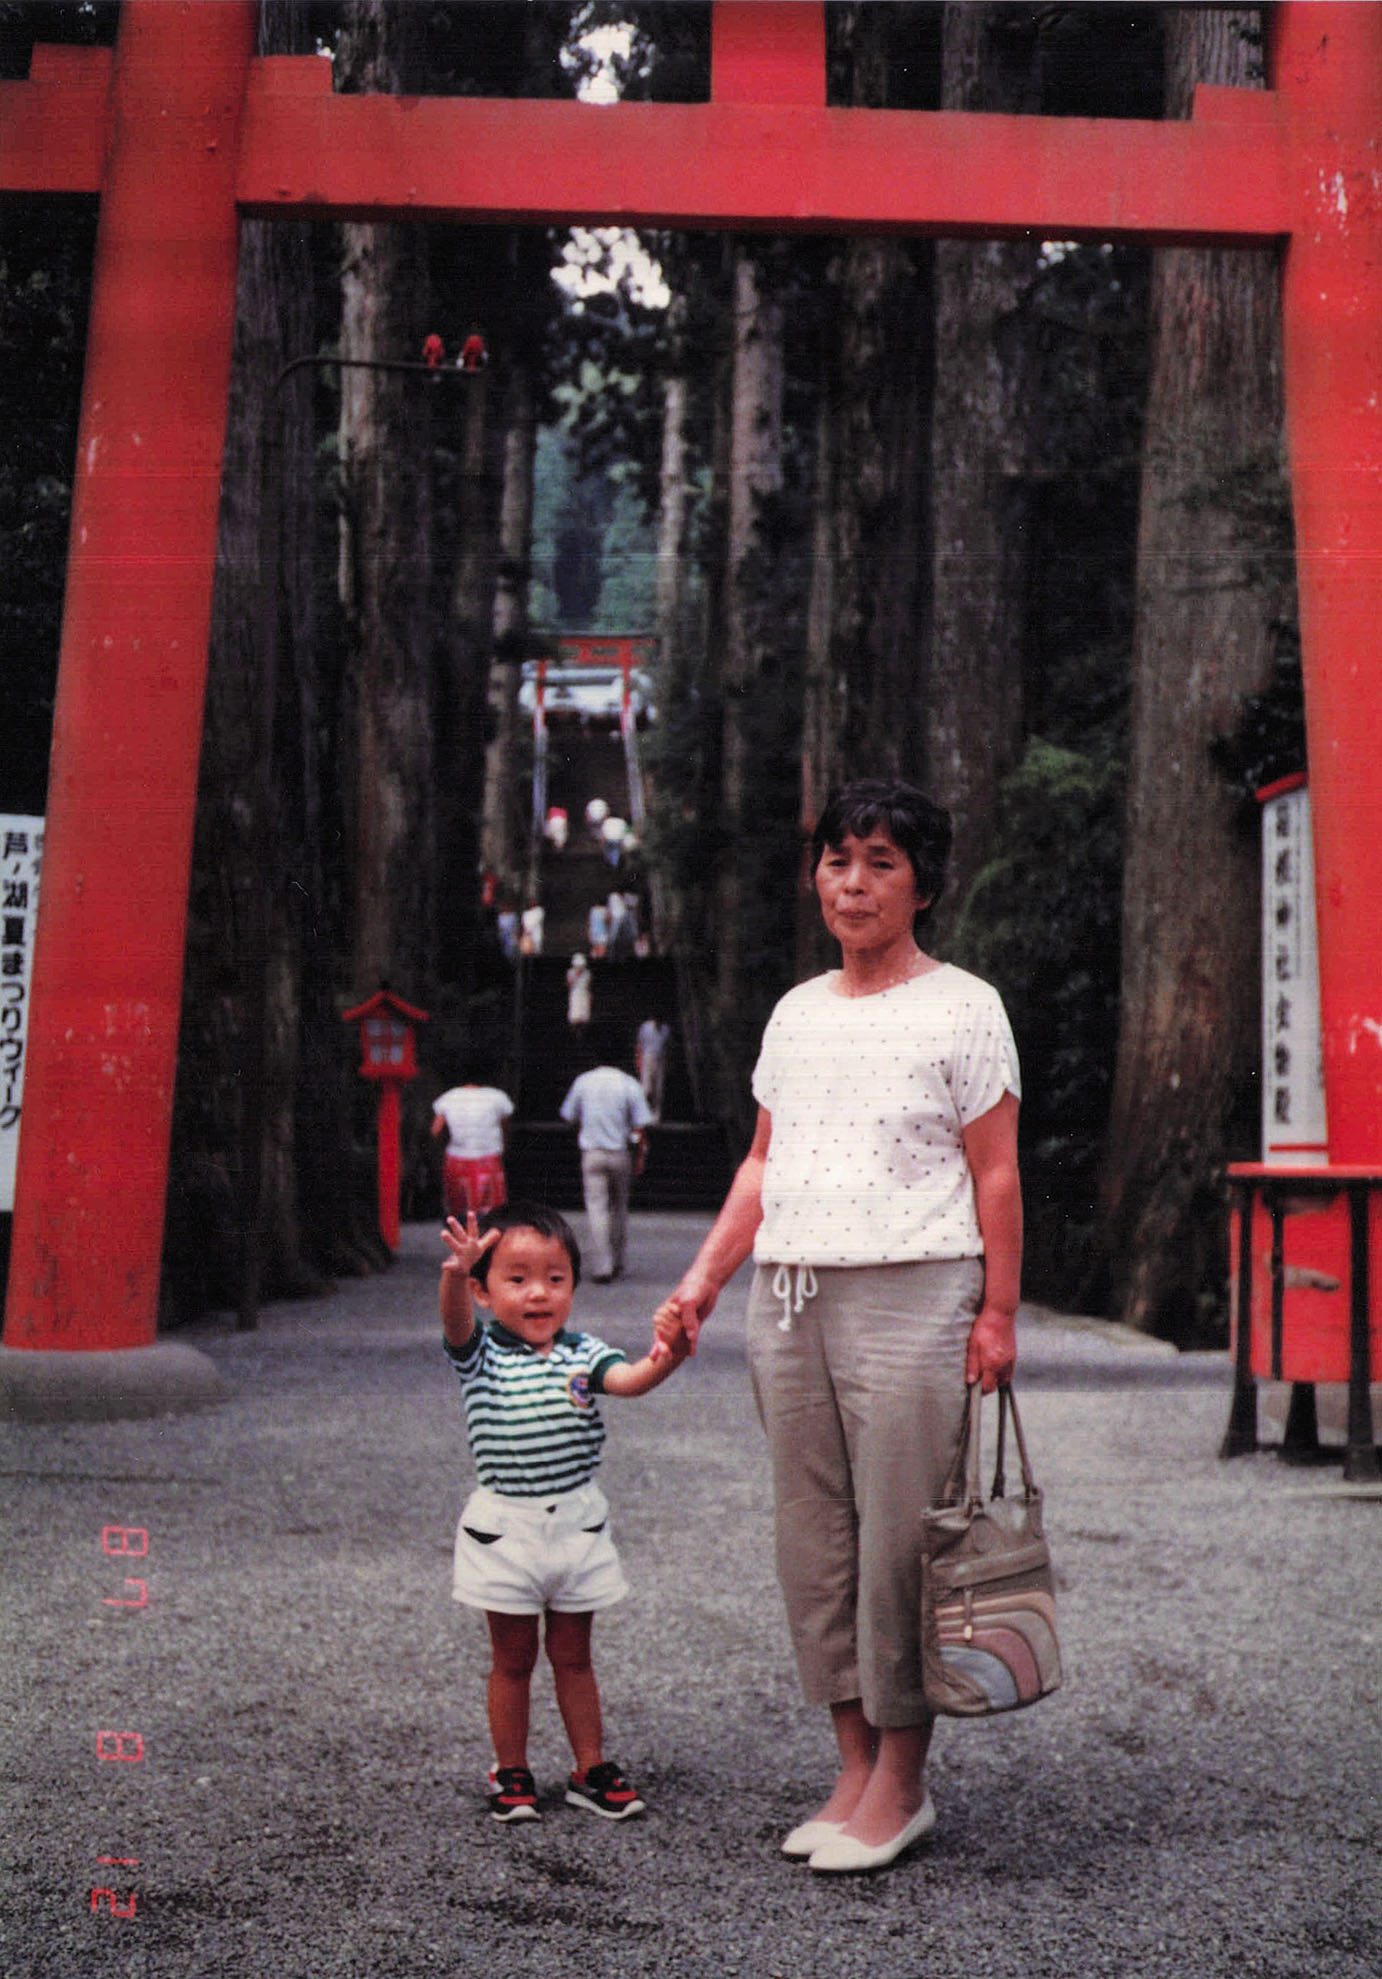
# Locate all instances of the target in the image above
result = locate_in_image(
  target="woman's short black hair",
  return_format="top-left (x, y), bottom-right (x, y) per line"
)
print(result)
top-left (473, 1200), bottom-right (582, 1289)
top-left (811, 778), bottom-right (952, 908)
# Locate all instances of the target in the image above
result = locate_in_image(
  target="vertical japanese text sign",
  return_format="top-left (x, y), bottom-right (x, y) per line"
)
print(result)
top-left (1259, 778), bottom-right (1327, 1164)
top-left (1, 816), bottom-right (43, 1211)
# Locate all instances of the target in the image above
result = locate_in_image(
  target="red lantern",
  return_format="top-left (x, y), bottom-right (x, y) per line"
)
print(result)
top-left (341, 988), bottom-right (429, 1250)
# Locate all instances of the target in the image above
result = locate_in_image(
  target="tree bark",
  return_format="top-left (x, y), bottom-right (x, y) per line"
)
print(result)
top-left (168, 0), bottom-right (330, 1324)
top-left (649, 298), bottom-right (693, 955)
top-left (1101, 6), bottom-right (1285, 1341)
top-left (798, 382), bottom-right (838, 979)
top-left (336, 7), bottom-right (436, 1014)
top-left (479, 354), bottom-right (538, 904)
top-left (654, 302), bottom-right (694, 705)
top-left (926, 4), bottom-right (1043, 939)
top-left (435, 349), bottom-right (505, 997)
top-left (797, 8), bottom-right (936, 976)
top-left (714, 244), bottom-right (785, 1085)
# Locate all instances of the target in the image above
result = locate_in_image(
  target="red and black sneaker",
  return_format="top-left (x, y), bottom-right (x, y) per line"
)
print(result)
top-left (487, 1763), bottom-right (540, 1823)
top-left (565, 1761), bottom-right (646, 1821)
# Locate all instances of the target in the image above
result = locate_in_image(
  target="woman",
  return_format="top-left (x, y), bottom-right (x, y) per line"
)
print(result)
top-left (672, 778), bottom-right (1021, 1874)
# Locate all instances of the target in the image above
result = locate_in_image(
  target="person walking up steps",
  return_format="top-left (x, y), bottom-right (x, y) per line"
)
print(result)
top-left (566, 953), bottom-right (593, 1032)
top-left (431, 1068), bottom-right (514, 1221)
top-left (559, 1052), bottom-right (653, 1282)
top-left (636, 1017), bottom-right (669, 1124)
top-left (440, 1202), bottom-right (690, 1823)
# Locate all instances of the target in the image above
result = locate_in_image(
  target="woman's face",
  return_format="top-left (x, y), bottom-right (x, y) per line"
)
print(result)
top-left (815, 827), bottom-right (925, 954)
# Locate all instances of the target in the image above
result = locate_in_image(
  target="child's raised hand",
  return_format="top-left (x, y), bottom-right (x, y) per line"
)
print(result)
top-left (441, 1212), bottom-right (499, 1276)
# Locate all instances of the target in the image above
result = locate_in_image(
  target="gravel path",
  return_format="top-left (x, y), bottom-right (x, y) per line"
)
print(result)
top-left (2, 1212), bottom-right (1378, 1979)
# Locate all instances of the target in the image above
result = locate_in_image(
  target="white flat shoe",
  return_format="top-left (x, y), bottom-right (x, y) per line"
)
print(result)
top-left (808, 1795), bottom-right (936, 1873)
top-left (781, 1817), bottom-right (844, 1860)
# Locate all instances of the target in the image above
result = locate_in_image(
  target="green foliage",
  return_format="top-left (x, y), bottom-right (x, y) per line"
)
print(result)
top-left (951, 732), bottom-right (1125, 1309)
top-left (530, 420), bottom-right (658, 632)
top-left (592, 465), bottom-right (658, 630)
top-left (574, 3), bottom-right (710, 104)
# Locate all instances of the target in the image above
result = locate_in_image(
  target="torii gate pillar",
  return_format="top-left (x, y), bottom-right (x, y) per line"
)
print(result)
top-left (1274, 7), bottom-right (1382, 1165)
top-left (0, 3), bottom-right (255, 1415)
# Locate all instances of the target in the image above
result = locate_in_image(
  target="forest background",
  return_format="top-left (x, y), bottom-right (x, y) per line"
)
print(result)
top-left (0, 1), bottom-right (1307, 1347)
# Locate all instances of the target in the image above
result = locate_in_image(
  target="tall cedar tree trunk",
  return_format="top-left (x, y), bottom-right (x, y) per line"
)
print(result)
top-left (336, 14), bottom-right (436, 1003)
top-left (480, 353), bottom-right (539, 903)
top-left (1101, 8), bottom-right (1284, 1342)
top-left (650, 294), bottom-right (693, 954)
top-left (926, 5), bottom-right (1043, 940)
top-left (167, 0), bottom-right (341, 1324)
top-left (654, 305), bottom-right (693, 710)
top-left (798, 386), bottom-right (837, 980)
top-left (444, 12), bottom-right (569, 986)
top-left (650, 242), bottom-right (737, 1117)
top-left (712, 243), bottom-right (787, 1140)
top-left (798, 2), bottom-right (934, 975)
top-left (435, 349), bottom-right (500, 991)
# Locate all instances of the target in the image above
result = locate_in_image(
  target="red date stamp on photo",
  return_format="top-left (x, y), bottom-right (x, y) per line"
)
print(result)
top-left (91, 1524), bottom-right (150, 1922)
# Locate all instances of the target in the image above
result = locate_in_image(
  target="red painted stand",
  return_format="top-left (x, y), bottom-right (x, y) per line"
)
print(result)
top-left (1225, 1167), bottom-right (1382, 1481)
top-left (341, 991), bottom-right (428, 1254)
top-left (2, 3), bottom-right (1381, 1440)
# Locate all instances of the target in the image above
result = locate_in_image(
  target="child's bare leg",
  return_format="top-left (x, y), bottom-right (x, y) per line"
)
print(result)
top-left (486, 1611), bottom-right (540, 1767)
top-left (544, 1609), bottom-right (602, 1774)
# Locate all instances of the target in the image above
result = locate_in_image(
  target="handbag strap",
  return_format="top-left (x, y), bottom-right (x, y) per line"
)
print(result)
top-left (1001, 1385), bottom-right (1041, 1500)
top-left (941, 1382), bottom-right (1041, 1508)
top-left (992, 1387), bottom-right (1008, 1498)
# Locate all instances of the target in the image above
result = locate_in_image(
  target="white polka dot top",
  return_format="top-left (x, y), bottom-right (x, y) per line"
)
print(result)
top-left (750, 964), bottom-right (1021, 1268)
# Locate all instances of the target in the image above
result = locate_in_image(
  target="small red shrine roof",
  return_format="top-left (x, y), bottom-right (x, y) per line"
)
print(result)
top-left (341, 987), bottom-right (430, 1026)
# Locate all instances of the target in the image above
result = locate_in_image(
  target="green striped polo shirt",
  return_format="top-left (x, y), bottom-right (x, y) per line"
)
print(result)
top-left (444, 1321), bottom-right (627, 1498)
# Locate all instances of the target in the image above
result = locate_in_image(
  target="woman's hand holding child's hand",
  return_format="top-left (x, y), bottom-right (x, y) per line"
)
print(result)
top-left (649, 1295), bottom-right (691, 1366)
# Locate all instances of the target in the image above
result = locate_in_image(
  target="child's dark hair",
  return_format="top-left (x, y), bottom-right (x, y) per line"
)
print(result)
top-left (811, 777), bottom-right (952, 910)
top-left (473, 1201), bottom-right (582, 1289)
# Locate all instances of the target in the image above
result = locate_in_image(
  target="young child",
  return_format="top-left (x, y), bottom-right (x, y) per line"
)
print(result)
top-left (440, 1200), bottom-right (689, 1823)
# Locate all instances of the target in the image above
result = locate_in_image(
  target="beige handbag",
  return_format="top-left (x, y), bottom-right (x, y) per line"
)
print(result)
top-left (921, 1383), bottom-right (1063, 1717)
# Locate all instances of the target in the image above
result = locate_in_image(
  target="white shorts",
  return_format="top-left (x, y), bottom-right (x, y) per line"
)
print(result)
top-left (452, 1481), bottom-right (629, 1616)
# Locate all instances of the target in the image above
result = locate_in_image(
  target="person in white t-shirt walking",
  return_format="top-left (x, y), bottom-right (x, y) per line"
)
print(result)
top-left (666, 778), bottom-right (1022, 1877)
top-left (635, 1017), bottom-right (669, 1123)
top-left (559, 1053), bottom-right (653, 1283)
top-left (431, 1070), bottom-right (515, 1221)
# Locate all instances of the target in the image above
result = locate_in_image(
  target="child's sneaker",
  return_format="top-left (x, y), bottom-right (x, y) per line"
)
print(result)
top-left (565, 1761), bottom-right (645, 1821)
top-left (487, 1763), bottom-right (540, 1823)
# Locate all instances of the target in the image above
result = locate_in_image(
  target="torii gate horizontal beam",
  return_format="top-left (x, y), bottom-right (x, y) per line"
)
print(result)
top-left (1, 42), bottom-right (1289, 245)
top-left (236, 74), bottom-right (1288, 244)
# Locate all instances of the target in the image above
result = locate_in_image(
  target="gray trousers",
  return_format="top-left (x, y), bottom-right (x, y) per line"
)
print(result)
top-left (747, 1257), bottom-right (981, 1728)
top-left (580, 1147), bottom-right (633, 1277)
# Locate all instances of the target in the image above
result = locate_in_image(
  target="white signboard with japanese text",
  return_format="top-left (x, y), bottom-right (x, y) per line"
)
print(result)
top-left (1260, 779), bottom-right (1327, 1164)
top-left (1, 815), bottom-right (44, 1212)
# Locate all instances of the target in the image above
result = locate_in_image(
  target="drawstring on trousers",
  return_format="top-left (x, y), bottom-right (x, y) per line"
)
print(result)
top-left (771, 1263), bottom-right (819, 1332)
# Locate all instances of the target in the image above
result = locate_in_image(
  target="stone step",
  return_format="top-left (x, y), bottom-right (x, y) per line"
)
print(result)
top-left (506, 1121), bottom-right (732, 1213)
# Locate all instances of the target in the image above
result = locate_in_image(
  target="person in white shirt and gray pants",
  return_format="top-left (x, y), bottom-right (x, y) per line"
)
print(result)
top-left (559, 1055), bottom-right (653, 1283)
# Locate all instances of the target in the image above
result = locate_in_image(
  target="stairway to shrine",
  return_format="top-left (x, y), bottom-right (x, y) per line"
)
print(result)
top-left (503, 703), bottom-right (730, 1213)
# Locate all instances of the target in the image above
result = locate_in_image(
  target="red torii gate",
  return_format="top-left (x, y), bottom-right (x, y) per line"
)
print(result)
top-left (2, 2), bottom-right (1381, 1417)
